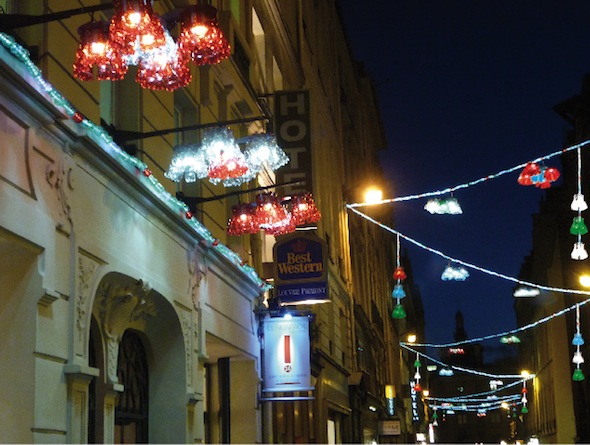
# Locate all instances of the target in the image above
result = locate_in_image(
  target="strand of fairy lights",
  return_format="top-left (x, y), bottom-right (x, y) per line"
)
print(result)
top-left (347, 140), bottom-right (590, 208)
top-left (429, 380), bottom-right (524, 402)
top-left (401, 343), bottom-right (532, 379)
top-left (0, 32), bottom-right (269, 290)
top-left (348, 206), bottom-right (590, 297)
top-left (400, 297), bottom-right (590, 348)
top-left (428, 394), bottom-right (521, 406)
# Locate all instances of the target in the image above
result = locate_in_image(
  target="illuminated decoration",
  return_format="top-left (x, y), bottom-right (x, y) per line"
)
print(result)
top-left (164, 143), bottom-right (208, 183)
top-left (521, 381), bottom-right (528, 414)
top-left (348, 206), bottom-right (590, 299)
top-left (108, 0), bottom-right (167, 56)
top-left (347, 140), bottom-right (590, 210)
top-left (73, 20), bottom-right (128, 81)
top-left (500, 335), bottom-right (520, 344)
top-left (264, 213), bottom-right (296, 236)
top-left (572, 193), bottom-right (588, 211)
top-left (570, 216), bottom-right (588, 236)
top-left (517, 161), bottom-right (560, 188)
top-left (227, 203), bottom-right (259, 236)
top-left (135, 31), bottom-right (191, 91)
top-left (413, 352), bottom-right (422, 393)
top-left (177, 3), bottom-right (231, 66)
top-left (290, 193), bottom-right (321, 226)
top-left (202, 127), bottom-right (250, 184)
top-left (244, 133), bottom-right (289, 174)
top-left (391, 234), bottom-right (407, 319)
top-left (513, 286), bottom-right (540, 297)
top-left (424, 197), bottom-right (462, 214)
top-left (166, 129), bottom-right (291, 187)
top-left (571, 147), bottom-right (587, 260)
top-left (572, 304), bottom-right (585, 381)
top-left (489, 380), bottom-right (504, 390)
top-left (392, 284), bottom-right (406, 299)
top-left (255, 192), bottom-right (289, 228)
top-left (441, 264), bottom-right (469, 281)
top-left (393, 266), bottom-right (407, 280)
top-left (448, 348), bottom-right (465, 354)
top-left (0, 32), bottom-right (268, 291)
top-left (571, 242), bottom-right (589, 260)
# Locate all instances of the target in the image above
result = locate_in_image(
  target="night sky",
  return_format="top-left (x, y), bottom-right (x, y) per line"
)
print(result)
top-left (339, 1), bottom-right (590, 358)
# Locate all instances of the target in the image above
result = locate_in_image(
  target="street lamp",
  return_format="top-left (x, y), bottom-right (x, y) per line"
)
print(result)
top-left (580, 274), bottom-right (590, 287)
top-left (363, 187), bottom-right (383, 205)
top-left (407, 334), bottom-right (417, 343)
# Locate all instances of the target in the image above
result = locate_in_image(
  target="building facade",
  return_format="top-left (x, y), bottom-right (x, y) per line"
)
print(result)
top-left (0, 0), bottom-right (419, 443)
top-left (515, 74), bottom-right (590, 444)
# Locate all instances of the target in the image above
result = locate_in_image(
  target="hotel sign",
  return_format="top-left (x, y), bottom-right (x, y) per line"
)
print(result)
top-left (273, 232), bottom-right (329, 305)
top-left (274, 90), bottom-right (311, 195)
top-left (262, 316), bottom-right (313, 392)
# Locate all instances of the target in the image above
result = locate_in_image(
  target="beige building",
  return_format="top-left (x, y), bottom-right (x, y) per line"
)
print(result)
top-left (0, 1), bottom-right (419, 443)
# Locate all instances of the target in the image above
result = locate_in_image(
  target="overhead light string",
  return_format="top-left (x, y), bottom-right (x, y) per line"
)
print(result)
top-left (347, 140), bottom-right (590, 208)
top-left (348, 206), bottom-right (590, 298)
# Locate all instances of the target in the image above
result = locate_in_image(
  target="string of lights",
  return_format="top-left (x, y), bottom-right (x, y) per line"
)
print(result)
top-left (402, 297), bottom-right (590, 348)
top-left (347, 206), bottom-right (590, 296)
top-left (427, 394), bottom-right (521, 405)
top-left (432, 380), bottom-right (523, 401)
top-left (347, 140), bottom-right (590, 208)
top-left (401, 343), bottom-right (534, 379)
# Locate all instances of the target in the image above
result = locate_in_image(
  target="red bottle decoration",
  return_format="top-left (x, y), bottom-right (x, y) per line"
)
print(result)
top-left (393, 266), bottom-right (407, 281)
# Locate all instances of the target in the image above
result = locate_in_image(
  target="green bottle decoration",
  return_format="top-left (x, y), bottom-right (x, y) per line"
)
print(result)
top-left (570, 216), bottom-right (588, 236)
top-left (521, 406), bottom-right (528, 414)
top-left (392, 304), bottom-right (406, 319)
top-left (573, 368), bottom-right (585, 381)
top-left (414, 358), bottom-right (422, 368)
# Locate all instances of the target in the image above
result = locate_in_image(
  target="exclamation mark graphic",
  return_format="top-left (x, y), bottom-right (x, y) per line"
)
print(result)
top-left (284, 335), bottom-right (292, 372)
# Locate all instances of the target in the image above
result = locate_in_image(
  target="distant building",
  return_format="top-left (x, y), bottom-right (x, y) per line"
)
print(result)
top-left (515, 73), bottom-right (590, 444)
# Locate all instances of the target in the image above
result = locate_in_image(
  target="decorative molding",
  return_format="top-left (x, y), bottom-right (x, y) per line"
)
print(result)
top-left (46, 151), bottom-right (75, 230)
top-left (189, 246), bottom-right (207, 309)
top-left (38, 288), bottom-right (60, 307)
top-left (178, 308), bottom-right (193, 389)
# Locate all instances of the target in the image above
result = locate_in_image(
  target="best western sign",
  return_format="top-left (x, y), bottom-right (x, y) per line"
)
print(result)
top-left (273, 232), bottom-right (329, 305)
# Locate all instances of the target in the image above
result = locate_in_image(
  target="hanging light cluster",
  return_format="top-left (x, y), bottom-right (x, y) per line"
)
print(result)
top-left (165, 128), bottom-right (289, 186)
top-left (391, 234), bottom-right (407, 319)
top-left (441, 263), bottom-right (469, 281)
top-left (572, 304), bottom-right (585, 381)
top-left (413, 353), bottom-right (422, 392)
top-left (570, 147), bottom-right (589, 260)
top-left (517, 161), bottom-right (560, 188)
top-left (424, 196), bottom-right (462, 214)
top-left (520, 380), bottom-right (529, 414)
top-left (226, 192), bottom-right (321, 237)
top-left (73, 0), bottom-right (231, 91)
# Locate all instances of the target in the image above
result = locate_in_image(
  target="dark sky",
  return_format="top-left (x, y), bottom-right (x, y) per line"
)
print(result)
top-left (338, 1), bottom-right (590, 355)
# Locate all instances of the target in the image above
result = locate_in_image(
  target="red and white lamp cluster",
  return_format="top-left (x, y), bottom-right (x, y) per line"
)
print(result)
top-left (227, 192), bottom-right (321, 237)
top-left (165, 128), bottom-right (289, 186)
top-left (73, 0), bottom-right (230, 91)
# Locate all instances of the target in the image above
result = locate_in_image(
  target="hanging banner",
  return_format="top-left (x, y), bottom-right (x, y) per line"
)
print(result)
top-left (273, 232), bottom-right (329, 305)
top-left (274, 90), bottom-right (311, 196)
top-left (263, 316), bottom-right (314, 392)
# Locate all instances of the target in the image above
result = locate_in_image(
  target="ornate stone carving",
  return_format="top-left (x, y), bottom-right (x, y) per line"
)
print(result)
top-left (178, 309), bottom-right (193, 389)
top-left (46, 153), bottom-right (74, 230)
top-left (95, 278), bottom-right (156, 384)
top-left (188, 246), bottom-right (207, 309)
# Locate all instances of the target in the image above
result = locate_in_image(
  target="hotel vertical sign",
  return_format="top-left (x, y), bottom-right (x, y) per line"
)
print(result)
top-left (274, 91), bottom-right (311, 195)
top-left (263, 316), bottom-right (314, 393)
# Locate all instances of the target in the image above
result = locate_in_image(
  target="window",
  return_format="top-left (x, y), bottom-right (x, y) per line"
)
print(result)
top-left (115, 331), bottom-right (149, 443)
